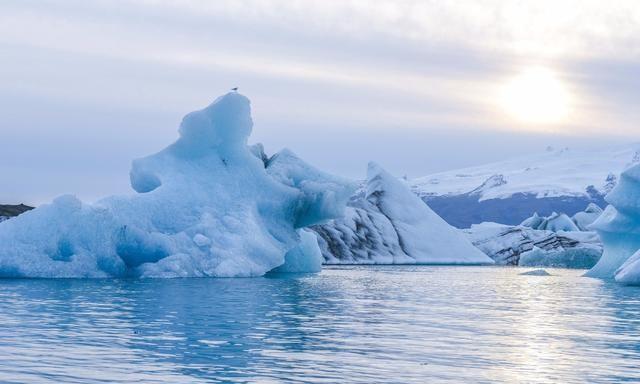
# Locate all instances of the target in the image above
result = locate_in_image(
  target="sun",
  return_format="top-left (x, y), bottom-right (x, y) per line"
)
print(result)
top-left (499, 67), bottom-right (570, 125)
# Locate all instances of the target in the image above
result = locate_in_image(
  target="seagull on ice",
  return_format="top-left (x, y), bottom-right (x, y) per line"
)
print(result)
top-left (231, 87), bottom-right (238, 92)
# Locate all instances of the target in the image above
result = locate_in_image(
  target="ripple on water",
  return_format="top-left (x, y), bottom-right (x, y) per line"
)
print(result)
top-left (0, 266), bottom-right (639, 383)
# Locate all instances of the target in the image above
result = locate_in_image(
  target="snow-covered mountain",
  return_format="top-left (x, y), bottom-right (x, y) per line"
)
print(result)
top-left (410, 145), bottom-right (640, 228)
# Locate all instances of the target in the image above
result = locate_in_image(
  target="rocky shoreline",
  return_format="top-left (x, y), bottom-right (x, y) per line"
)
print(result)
top-left (0, 204), bottom-right (33, 221)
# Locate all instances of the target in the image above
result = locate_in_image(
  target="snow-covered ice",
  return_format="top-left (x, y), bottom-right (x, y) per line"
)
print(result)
top-left (0, 92), bottom-right (354, 278)
top-left (313, 163), bottom-right (494, 265)
top-left (586, 164), bottom-right (640, 282)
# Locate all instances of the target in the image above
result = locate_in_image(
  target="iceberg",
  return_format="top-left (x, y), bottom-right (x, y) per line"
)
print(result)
top-left (313, 163), bottom-right (494, 265)
top-left (520, 204), bottom-right (603, 233)
top-left (0, 92), bottom-right (354, 278)
top-left (537, 212), bottom-right (581, 232)
top-left (269, 229), bottom-right (324, 274)
top-left (520, 211), bottom-right (581, 232)
top-left (518, 245), bottom-right (601, 269)
top-left (586, 164), bottom-right (640, 281)
top-left (465, 222), bottom-right (602, 268)
top-left (615, 250), bottom-right (640, 285)
top-left (520, 269), bottom-right (551, 276)
top-left (572, 203), bottom-right (603, 231)
top-left (520, 212), bottom-right (544, 229)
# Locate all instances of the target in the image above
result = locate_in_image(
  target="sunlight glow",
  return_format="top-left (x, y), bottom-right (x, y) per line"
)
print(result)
top-left (499, 67), bottom-right (571, 125)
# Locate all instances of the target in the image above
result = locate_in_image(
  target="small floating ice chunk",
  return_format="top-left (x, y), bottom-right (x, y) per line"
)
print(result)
top-left (520, 269), bottom-right (551, 276)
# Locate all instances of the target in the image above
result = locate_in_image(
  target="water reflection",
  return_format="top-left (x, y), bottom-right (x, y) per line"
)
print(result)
top-left (0, 267), bottom-right (639, 383)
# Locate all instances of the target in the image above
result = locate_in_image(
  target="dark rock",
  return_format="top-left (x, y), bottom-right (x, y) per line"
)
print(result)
top-left (0, 204), bottom-right (34, 218)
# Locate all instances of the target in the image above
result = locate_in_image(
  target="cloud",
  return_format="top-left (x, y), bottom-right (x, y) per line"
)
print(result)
top-left (0, 1), bottom-right (638, 202)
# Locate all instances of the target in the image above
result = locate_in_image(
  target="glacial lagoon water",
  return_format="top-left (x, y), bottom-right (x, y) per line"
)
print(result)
top-left (0, 266), bottom-right (639, 383)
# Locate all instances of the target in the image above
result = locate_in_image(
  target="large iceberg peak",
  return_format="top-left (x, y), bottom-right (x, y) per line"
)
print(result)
top-left (177, 92), bottom-right (252, 155)
top-left (365, 161), bottom-right (411, 205)
top-left (130, 92), bottom-right (256, 194)
top-left (0, 92), bottom-right (352, 278)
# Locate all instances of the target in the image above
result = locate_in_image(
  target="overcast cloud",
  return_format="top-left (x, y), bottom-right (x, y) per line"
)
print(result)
top-left (1, 0), bottom-right (638, 204)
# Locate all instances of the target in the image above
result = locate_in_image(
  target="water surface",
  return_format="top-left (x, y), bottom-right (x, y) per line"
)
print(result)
top-left (0, 266), bottom-right (639, 383)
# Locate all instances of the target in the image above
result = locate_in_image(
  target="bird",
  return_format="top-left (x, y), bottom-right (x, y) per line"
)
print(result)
top-left (231, 87), bottom-right (238, 92)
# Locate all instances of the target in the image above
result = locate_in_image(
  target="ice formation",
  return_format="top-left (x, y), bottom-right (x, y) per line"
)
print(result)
top-left (313, 163), bottom-right (494, 265)
top-left (0, 93), bottom-right (354, 278)
top-left (465, 222), bottom-right (602, 268)
top-left (615, 250), bottom-right (640, 284)
top-left (586, 164), bottom-right (640, 282)
top-left (572, 203), bottom-right (603, 231)
top-left (269, 230), bottom-right (323, 273)
top-left (520, 212), bottom-right (580, 232)
top-left (519, 245), bottom-right (601, 269)
top-left (520, 269), bottom-right (551, 276)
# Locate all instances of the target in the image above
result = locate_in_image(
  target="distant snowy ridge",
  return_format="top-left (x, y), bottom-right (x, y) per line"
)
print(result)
top-left (412, 146), bottom-right (638, 200)
top-left (410, 145), bottom-right (640, 227)
top-left (312, 163), bottom-right (494, 265)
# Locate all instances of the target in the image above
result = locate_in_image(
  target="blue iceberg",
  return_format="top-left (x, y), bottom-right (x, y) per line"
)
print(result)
top-left (586, 164), bottom-right (640, 283)
top-left (0, 93), bottom-right (354, 278)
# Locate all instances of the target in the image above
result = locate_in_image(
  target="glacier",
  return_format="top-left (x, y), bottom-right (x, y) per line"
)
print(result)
top-left (411, 145), bottom-right (638, 227)
top-left (312, 163), bottom-right (494, 265)
top-left (0, 92), bottom-right (354, 278)
top-left (586, 164), bottom-right (640, 283)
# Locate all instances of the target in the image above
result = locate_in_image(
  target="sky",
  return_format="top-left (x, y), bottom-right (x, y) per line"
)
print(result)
top-left (1, 0), bottom-right (639, 204)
